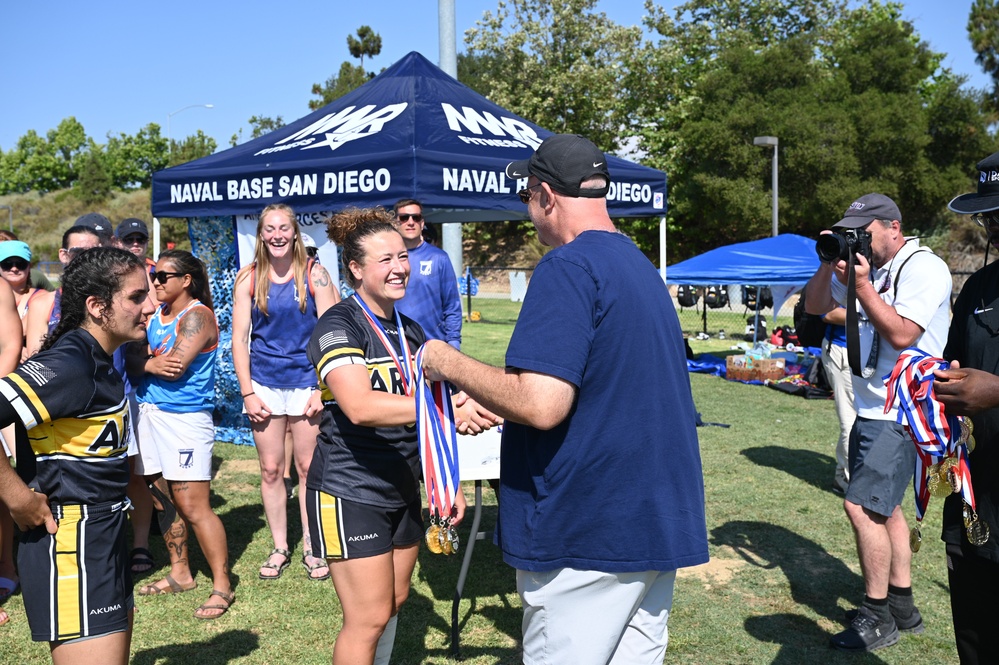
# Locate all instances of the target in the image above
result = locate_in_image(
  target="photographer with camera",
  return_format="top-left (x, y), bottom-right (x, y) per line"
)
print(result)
top-left (805, 193), bottom-right (952, 653)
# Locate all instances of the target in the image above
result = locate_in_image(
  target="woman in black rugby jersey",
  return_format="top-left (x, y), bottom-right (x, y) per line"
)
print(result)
top-left (0, 248), bottom-right (154, 665)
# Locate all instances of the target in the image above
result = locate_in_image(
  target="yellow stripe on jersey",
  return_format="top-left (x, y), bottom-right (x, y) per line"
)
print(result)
top-left (29, 409), bottom-right (128, 458)
top-left (54, 506), bottom-right (83, 641)
top-left (318, 492), bottom-right (346, 559)
top-left (6, 373), bottom-right (49, 427)
top-left (316, 346), bottom-right (364, 375)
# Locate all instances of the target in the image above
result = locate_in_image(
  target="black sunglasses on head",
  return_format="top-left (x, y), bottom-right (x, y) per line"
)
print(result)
top-left (397, 213), bottom-right (423, 222)
top-left (0, 258), bottom-right (28, 271)
top-left (151, 271), bottom-right (186, 285)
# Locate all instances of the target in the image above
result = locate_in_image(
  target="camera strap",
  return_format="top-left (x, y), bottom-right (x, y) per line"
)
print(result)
top-left (846, 251), bottom-right (880, 378)
top-left (846, 247), bottom-right (929, 379)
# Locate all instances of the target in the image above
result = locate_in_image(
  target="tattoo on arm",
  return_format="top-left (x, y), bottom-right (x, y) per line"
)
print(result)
top-left (178, 309), bottom-right (208, 338)
top-left (312, 265), bottom-right (330, 288)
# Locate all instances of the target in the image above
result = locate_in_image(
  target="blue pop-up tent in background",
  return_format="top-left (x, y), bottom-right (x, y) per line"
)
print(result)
top-left (152, 51), bottom-right (666, 221)
top-left (150, 51), bottom-right (668, 444)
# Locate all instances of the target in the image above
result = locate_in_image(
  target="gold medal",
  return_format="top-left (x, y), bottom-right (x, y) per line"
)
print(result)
top-left (438, 524), bottom-right (449, 553)
top-left (425, 525), bottom-right (444, 554)
top-left (964, 503), bottom-right (991, 546)
top-left (927, 465), bottom-right (951, 498)
top-left (909, 525), bottom-right (922, 553)
top-left (967, 434), bottom-right (976, 453)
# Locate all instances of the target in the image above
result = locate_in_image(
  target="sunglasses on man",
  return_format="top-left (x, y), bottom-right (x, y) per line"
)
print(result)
top-left (0, 258), bottom-right (28, 272)
top-left (518, 183), bottom-right (543, 204)
top-left (397, 213), bottom-right (423, 222)
top-left (151, 271), bottom-right (186, 285)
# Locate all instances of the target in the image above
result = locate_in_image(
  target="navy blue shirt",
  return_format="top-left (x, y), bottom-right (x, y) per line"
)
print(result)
top-left (499, 230), bottom-right (709, 573)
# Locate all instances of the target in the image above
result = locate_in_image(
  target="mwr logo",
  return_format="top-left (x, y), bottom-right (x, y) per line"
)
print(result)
top-left (90, 604), bottom-right (122, 615)
top-left (848, 202), bottom-right (866, 210)
top-left (254, 104), bottom-right (408, 156)
top-left (981, 170), bottom-right (999, 183)
top-left (441, 103), bottom-right (543, 149)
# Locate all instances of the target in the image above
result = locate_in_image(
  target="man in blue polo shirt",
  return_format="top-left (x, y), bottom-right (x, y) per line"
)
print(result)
top-left (422, 134), bottom-right (708, 664)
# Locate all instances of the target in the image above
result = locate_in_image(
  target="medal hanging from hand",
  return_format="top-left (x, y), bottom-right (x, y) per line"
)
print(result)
top-left (415, 345), bottom-right (461, 556)
top-left (885, 349), bottom-right (987, 552)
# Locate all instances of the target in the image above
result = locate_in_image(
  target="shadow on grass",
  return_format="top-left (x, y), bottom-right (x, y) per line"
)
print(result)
top-left (711, 521), bottom-right (888, 663)
top-left (132, 629), bottom-right (259, 664)
top-left (413, 503), bottom-right (522, 661)
top-left (741, 446), bottom-right (840, 495)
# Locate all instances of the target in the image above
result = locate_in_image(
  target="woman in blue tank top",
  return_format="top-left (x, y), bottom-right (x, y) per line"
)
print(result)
top-left (232, 204), bottom-right (339, 582)
top-left (133, 250), bottom-right (234, 620)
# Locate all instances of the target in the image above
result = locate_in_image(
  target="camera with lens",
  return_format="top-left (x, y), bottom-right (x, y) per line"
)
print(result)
top-left (816, 228), bottom-right (873, 264)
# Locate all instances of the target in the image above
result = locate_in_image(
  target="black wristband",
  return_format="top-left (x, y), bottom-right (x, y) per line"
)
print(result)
top-left (241, 392), bottom-right (255, 398)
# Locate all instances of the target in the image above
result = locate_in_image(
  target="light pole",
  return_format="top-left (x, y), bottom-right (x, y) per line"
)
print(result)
top-left (753, 136), bottom-right (779, 237)
top-left (167, 104), bottom-right (214, 154)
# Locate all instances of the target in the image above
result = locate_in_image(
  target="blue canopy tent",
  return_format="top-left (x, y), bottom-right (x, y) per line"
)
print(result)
top-left (666, 234), bottom-right (820, 342)
top-left (150, 51), bottom-right (667, 443)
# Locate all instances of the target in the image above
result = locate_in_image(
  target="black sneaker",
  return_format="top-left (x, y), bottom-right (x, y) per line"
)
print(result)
top-left (845, 606), bottom-right (924, 634)
top-left (831, 606), bottom-right (900, 652)
top-left (284, 477), bottom-right (295, 499)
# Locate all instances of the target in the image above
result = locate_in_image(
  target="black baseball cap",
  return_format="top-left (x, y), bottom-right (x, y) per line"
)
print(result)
top-left (74, 213), bottom-right (112, 234)
top-left (834, 193), bottom-right (901, 229)
top-left (505, 134), bottom-right (611, 198)
top-left (949, 151), bottom-right (999, 214)
top-left (116, 218), bottom-right (149, 239)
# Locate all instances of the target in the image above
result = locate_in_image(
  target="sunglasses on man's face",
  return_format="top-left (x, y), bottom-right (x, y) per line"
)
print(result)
top-left (397, 213), bottom-right (423, 222)
top-left (0, 258), bottom-right (28, 272)
top-left (151, 271), bottom-right (186, 285)
top-left (518, 183), bottom-right (544, 204)
top-left (972, 212), bottom-right (999, 230)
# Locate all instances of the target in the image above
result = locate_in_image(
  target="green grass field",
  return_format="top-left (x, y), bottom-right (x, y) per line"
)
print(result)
top-left (1, 297), bottom-right (961, 664)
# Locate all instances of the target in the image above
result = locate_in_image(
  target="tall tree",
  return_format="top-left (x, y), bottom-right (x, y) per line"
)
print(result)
top-left (310, 26), bottom-right (383, 110)
top-left (75, 145), bottom-right (112, 205)
top-left (969, 0), bottom-right (999, 97)
top-left (347, 25), bottom-right (382, 69)
top-left (168, 130), bottom-right (217, 168)
top-left (103, 123), bottom-right (169, 189)
top-left (464, 0), bottom-right (639, 152)
top-left (626, 0), bottom-right (990, 259)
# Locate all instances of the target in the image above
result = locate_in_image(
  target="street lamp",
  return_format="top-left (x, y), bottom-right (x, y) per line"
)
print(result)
top-left (753, 136), bottom-right (779, 237)
top-left (167, 104), bottom-right (214, 154)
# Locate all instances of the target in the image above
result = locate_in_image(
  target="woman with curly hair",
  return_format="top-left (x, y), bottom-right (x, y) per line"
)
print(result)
top-left (305, 207), bottom-right (498, 664)
top-left (0, 247), bottom-right (153, 663)
top-left (133, 249), bottom-right (233, 620)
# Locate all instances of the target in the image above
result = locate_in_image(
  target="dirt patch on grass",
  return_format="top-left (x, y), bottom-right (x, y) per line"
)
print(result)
top-left (678, 547), bottom-right (748, 589)
top-left (216, 459), bottom-right (260, 481)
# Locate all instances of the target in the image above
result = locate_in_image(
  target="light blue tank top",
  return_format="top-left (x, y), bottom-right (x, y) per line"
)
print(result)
top-left (137, 300), bottom-right (217, 413)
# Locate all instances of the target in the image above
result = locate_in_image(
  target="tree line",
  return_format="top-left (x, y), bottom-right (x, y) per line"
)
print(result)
top-left (4, 1), bottom-right (999, 260)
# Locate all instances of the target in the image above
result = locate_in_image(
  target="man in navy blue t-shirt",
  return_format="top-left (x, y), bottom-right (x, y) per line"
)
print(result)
top-left (422, 134), bottom-right (708, 664)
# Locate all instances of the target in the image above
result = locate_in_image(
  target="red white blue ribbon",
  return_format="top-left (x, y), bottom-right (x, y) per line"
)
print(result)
top-left (414, 345), bottom-right (460, 520)
top-left (352, 293), bottom-right (413, 394)
top-left (884, 348), bottom-right (976, 521)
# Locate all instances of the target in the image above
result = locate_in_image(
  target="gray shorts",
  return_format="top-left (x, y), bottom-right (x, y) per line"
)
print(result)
top-left (846, 416), bottom-right (914, 518)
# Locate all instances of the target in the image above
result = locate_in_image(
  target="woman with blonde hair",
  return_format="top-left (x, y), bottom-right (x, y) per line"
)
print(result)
top-left (232, 203), bottom-right (339, 581)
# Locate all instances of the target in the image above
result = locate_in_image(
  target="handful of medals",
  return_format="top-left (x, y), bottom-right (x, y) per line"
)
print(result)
top-left (414, 345), bottom-right (462, 557)
top-left (885, 350), bottom-right (990, 554)
top-left (425, 508), bottom-right (460, 556)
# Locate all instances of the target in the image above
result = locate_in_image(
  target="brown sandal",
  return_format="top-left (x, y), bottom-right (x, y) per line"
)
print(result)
top-left (138, 573), bottom-right (197, 596)
top-left (194, 589), bottom-right (235, 620)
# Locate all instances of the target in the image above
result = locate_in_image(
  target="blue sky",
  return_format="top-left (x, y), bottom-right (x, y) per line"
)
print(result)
top-left (0, 0), bottom-right (989, 152)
